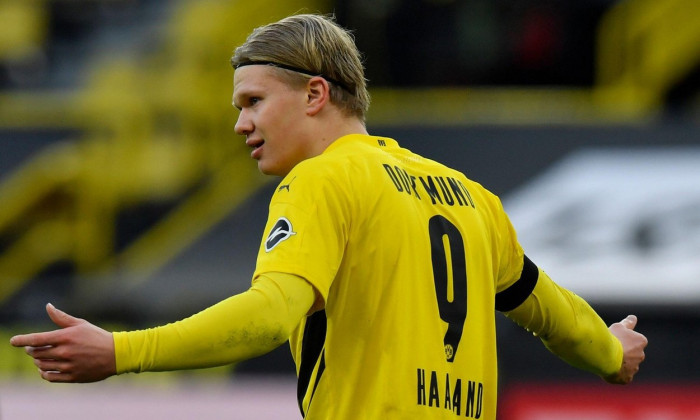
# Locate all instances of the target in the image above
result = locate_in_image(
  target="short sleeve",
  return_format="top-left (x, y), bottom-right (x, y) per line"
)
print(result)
top-left (253, 160), bottom-right (352, 302)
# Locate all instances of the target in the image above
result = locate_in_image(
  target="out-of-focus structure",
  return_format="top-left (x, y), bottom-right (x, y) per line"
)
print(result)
top-left (0, 0), bottom-right (323, 318)
top-left (1, 1), bottom-right (699, 418)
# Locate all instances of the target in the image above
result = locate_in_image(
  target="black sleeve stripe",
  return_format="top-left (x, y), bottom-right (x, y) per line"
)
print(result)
top-left (297, 310), bottom-right (327, 417)
top-left (308, 352), bottom-right (326, 411)
top-left (495, 255), bottom-right (539, 312)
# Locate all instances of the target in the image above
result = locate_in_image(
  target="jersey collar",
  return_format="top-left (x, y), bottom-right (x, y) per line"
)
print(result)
top-left (323, 134), bottom-right (399, 154)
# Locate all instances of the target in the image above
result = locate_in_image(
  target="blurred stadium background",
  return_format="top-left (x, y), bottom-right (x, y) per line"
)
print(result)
top-left (1, 0), bottom-right (699, 418)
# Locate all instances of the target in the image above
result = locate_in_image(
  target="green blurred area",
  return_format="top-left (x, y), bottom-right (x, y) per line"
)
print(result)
top-left (0, 0), bottom-right (328, 379)
top-left (0, 0), bottom-right (327, 308)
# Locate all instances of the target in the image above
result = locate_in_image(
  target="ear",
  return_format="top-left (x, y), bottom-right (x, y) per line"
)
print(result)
top-left (305, 76), bottom-right (330, 116)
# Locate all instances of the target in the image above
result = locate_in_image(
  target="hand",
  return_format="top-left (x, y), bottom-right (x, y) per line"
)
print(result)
top-left (604, 315), bottom-right (648, 384)
top-left (9, 303), bottom-right (116, 383)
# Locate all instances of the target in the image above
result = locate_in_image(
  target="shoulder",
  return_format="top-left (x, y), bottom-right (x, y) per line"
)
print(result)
top-left (271, 155), bottom-right (353, 207)
top-left (286, 137), bottom-right (375, 184)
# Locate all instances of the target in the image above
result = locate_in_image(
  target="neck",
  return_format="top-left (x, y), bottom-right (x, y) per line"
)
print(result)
top-left (310, 115), bottom-right (369, 155)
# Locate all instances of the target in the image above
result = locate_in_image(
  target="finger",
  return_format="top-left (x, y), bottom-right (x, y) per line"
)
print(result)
top-left (10, 332), bottom-right (61, 348)
top-left (38, 369), bottom-right (74, 383)
top-left (620, 315), bottom-right (638, 329)
top-left (9, 335), bottom-right (29, 347)
top-left (34, 358), bottom-right (71, 373)
top-left (46, 303), bottom-right (82, 329)
top-left (26, 345), bottom-right (64, 360)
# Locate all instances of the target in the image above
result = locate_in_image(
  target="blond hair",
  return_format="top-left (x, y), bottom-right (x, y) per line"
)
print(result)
top-left (232, 14), bottom-right (370, 121)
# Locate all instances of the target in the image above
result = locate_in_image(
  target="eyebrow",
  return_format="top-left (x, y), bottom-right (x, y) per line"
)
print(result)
top-left (235, 61), bottom-right (353, 94)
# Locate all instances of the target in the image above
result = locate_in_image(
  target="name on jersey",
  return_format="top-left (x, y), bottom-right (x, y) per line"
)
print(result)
top-left (383, 164), bottom-right (476, 208)
top-left (417, 368), bottom-right (484, 418)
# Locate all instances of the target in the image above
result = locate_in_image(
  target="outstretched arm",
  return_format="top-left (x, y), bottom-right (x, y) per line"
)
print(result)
top-left (10, 272), bottom-right (316, 383)
top-left (504, 268), bottom-right (648, 384)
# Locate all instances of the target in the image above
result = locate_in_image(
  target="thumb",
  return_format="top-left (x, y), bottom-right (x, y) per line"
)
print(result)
top-left (620, 314), bottom-right (638, 330)
top-left (46, 303), bottom-right (82, 328)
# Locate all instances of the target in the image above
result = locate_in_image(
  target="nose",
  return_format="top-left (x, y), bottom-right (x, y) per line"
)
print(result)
top-left (235, 109), bottom-right (253, 136)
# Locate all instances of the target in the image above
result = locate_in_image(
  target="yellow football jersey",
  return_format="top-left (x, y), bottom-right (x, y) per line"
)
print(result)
top-left (253, 134), bottom-right (537, 419)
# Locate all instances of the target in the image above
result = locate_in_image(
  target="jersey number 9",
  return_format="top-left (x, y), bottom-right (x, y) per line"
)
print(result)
top-left (429, 215), bottom-right (468, 363)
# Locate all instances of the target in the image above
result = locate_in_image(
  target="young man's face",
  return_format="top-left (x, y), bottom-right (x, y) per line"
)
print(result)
top-left (233, 65), bottom-right (311, 176)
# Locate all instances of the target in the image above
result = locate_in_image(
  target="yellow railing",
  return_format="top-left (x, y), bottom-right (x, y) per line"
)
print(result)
top-left (0, 0), bottom-right (47, 61)
top-left (0, 0), bottom-right (328, 305)
top-left (595, 0), bottom-right (700, 112)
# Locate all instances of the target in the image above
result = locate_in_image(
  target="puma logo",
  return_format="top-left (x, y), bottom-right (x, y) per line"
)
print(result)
top-left (278, 176), bottom-right (297, 192)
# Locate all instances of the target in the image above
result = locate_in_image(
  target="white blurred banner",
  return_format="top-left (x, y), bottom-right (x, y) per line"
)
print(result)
top-left (505, 147), bottom-right (700, 305)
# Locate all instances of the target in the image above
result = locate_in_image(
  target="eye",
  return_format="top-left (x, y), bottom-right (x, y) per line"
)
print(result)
top-left (234, 95), bottom-right (261, 110)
